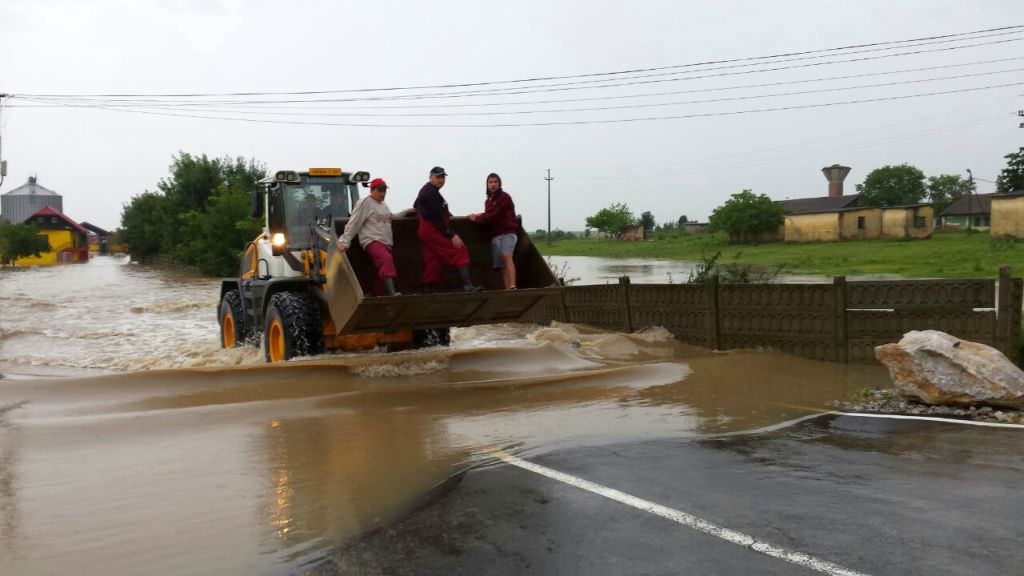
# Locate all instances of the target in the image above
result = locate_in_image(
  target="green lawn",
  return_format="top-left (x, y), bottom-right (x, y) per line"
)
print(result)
top-left (538, 230), bottom-right (1024, 278)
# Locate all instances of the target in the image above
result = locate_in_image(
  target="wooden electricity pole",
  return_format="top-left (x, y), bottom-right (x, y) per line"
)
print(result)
top-left (545, 168), bottom-right (553, 244)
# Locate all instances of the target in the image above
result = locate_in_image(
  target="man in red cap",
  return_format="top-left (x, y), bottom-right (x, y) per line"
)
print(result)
top-left (337, 177), bottom-right (399, 296)
top-left (414, 166), bottom-right (480, 291)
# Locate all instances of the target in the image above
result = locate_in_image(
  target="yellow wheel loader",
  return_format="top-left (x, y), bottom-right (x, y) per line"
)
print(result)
top-left (217, 168), bottom-right (559, 362)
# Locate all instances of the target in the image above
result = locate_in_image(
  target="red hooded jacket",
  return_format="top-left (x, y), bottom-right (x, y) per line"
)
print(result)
top-left (477, 190), bottom-right (518, 237)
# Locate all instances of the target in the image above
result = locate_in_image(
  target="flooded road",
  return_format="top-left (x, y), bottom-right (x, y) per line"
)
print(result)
top-left (0, 257), bottom-right (889, 575)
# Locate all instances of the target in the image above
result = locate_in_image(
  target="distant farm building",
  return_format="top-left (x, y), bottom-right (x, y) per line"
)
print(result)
top-left (80, 221), bottom-right (112, 254)
top-left (1, 176), bottom-right (63, 224)
top-left (775, 164), bottom-right (932, 243)
top-left (14, 207), bottom-right (90, 266)
top-left (682, 222), bottom-right (709, 235)
top-left (621, 224), bottom-right (646, 241)
top-left (938, 193), bottom-right (993, 229)
top-left (990, 191), bottom-right (1024, 238)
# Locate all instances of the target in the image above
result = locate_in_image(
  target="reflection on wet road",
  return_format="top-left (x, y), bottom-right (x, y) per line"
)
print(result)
top-left (0, 257), bottom-right (890, 575)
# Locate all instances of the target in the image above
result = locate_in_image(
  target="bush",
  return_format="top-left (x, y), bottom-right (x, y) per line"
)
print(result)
top-left (0, 222), bottom-right (50, 265)
top-left (708, 190), bottom-right (783, 243)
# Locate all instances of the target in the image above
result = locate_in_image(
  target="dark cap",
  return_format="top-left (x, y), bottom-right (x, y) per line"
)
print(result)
top-left (430, 166), bottom-right (447, 176)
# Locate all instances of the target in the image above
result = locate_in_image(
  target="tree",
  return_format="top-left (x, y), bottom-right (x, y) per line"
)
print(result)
top-left (585, 203), bottom-right (636, 237)
top-left (120, 153), bottom-right (265, 273)
top-left (120, 192), bottom-right (172, 261)
top-left (708, 189), bottom-right (783, 243)
top-left (995, 150), bottom-right (1024, 194)
top-left (677, 215), bottom-right (689, 226)
top-left (926, 174), bottom-right (973, 213)
top-left (0, 222), bottom-right (50, 265)
top-left (640, 211), bottom-right (656, 232)
top-left (855, 164), bottom-right (927, 207)
top-left (158, 152), bottom-right (227, 214)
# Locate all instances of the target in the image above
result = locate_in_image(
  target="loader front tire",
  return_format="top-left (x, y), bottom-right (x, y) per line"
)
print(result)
top-left (263, 291), bottom-right (323, 362)
top-left (219, 289), bottom-right (250, 348)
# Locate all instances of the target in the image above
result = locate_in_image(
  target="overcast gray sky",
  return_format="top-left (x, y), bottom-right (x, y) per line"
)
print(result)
top-left (2, 0), bottom-right (1022, 231)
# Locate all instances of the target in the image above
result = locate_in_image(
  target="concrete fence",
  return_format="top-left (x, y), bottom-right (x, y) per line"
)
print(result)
top-left (525, 267), bottom-right (1022, 363)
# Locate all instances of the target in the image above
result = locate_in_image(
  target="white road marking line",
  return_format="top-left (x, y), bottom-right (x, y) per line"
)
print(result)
top-left (836, 411), bottom-right (1024, 429)
top-left (490, 449), bottom-right (871, 576)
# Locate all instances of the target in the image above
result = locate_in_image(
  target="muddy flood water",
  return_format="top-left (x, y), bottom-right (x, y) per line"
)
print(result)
top-left (0, 256), bottom-right (890, 575)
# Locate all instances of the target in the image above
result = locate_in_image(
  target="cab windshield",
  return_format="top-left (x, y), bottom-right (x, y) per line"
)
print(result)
top-left (281, 176), bottom-right (357, 245)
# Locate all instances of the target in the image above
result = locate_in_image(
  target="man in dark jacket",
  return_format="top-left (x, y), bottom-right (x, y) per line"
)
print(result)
top-left (413, 166), bottom-right (481, 292)
top-left (469, 173), bottom-right (518, 289)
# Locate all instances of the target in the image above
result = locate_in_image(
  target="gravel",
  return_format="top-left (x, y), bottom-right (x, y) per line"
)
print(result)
top-left (833, 388), bottom-right (1024, 425)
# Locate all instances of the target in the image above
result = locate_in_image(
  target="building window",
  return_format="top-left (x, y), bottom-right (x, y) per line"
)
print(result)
top-left (857, 216), bottom-right (865, 230)
top-left (913, 216), bottom-right (926, 228)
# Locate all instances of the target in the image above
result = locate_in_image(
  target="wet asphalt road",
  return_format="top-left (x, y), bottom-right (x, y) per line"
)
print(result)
top-left (310, 415), bottom-right (1024, 576)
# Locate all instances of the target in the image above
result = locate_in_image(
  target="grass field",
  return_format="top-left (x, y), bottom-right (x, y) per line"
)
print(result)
top-left (538, 230), bottom-right (1024, 279)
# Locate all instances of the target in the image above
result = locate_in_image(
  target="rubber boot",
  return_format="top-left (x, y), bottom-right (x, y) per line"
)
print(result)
top-left (458, 267), bottom-right (482, 292)
top-left (384, 278), bottom-right (400, 296)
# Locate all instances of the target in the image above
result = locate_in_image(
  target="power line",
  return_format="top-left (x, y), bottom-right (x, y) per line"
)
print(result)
top-left (18, 67), bottom-right (1021, 119)
top-left (14, 35), bottom-right (1023, 110)
top-left (11, 56), bottom-right (1022, 112)
top-left (21, 81), bottom-right (1024, 128)
top-left (13, 24), bottom-right (1023, 98)
top-left (564, 113), bottom-right (1012, 181)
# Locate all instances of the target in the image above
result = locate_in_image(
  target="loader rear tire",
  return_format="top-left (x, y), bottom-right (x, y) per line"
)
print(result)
top-left (263, 291), bottom-right (323, 362)
top-left (219, 289), bottom-right (250, 348)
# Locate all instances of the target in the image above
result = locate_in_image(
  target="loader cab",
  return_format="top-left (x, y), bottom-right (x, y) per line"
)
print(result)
top-left (263, 168), bottom-right (368, 251)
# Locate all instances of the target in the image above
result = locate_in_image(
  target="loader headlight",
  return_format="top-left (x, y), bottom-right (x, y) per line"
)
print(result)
top-left (271, 233), bottom-right (287, 247)
top-left (351, 171), bottom-right (370, 183)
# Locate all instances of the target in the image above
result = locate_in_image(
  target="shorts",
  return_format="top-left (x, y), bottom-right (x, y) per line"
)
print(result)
top-left (491, 233), bottom-right (517, 269)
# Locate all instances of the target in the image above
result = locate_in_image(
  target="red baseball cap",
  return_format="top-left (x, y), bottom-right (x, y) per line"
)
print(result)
top-left (369, 178), bottom-right (388, 190)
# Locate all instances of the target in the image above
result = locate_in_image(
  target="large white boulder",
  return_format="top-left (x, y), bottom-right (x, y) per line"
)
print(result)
top-left (874, 330), bottom-right (1024, 408)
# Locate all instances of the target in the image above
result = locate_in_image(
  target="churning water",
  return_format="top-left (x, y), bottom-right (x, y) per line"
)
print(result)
top-left (0, 256), bottom-right (887, 575)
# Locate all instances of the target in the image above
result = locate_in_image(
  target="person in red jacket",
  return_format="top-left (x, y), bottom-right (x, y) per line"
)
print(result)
top-left (414, 166), bottom-right (481, 292)
top-left (469, 173), bottom-right (518, 289)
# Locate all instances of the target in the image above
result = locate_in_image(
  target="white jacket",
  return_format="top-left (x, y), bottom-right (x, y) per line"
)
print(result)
top-left (340, 196), bottom-right (393, 248)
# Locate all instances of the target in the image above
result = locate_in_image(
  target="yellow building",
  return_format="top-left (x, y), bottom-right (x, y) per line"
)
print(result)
top-left (881, 205), bottom-right (933, 239)
top-left (13, 207), bottom-right (90, 266)
top-left (778, 195), bottom-right (933, 243)
top-left (784, 212), bottom-right (840, 242)
top-left (991, 193), bottom-right (1024, 238)
top-left (838, 207), bottom-right (883, 240)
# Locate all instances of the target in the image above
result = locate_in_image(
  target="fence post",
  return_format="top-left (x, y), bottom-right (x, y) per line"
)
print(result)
top-left (834, 276), bottom-right (848, 362)
top-left (997, 266), bottom-right (1012, 356)
top-left (708, 275), bottom-right (720, 350)
top-left (619, 276), bottom-right (633, 332)
top-left (559, 283), bottom-right (570, 324)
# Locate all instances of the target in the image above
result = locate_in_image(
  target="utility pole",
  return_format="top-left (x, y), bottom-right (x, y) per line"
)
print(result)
top-left (966, 168), bottom-right (974, 231)
top-left (545, 168), bottom-right (553, 244)
top-left (0, 94), bottom-right (7, 189)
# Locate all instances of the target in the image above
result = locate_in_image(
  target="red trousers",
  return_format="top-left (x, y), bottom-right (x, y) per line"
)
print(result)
top-left (418, 216), bottom-right (470, 285)
top-left (364, 241), bottom-right (396, 295)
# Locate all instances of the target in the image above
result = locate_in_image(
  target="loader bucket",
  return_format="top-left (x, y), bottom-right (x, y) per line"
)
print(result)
top-left (323, 216), bottom-right (559, 335)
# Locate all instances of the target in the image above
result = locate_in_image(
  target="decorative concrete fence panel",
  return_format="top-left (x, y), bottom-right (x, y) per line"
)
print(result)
top-left (528, 267), bottom-right (1021, 364)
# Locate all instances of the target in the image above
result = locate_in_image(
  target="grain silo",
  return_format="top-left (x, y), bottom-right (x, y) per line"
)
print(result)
top-left (1, 176), bottom-right (63, 223)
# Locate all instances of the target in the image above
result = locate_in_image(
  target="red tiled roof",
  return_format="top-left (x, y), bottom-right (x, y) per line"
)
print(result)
top-left (28, 206), bottom-right (89, 235)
